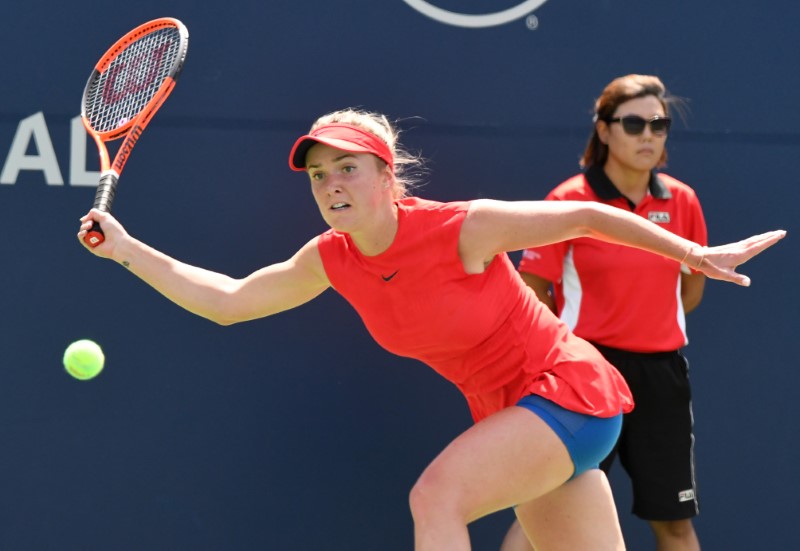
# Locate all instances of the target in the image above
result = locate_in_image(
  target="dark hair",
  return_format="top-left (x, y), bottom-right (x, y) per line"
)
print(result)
top-left (581, 74), bottom-right (683, 169)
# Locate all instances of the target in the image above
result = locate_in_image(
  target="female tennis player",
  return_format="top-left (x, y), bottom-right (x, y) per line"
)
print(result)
top-left (78, 108), bottom-right (784, 550)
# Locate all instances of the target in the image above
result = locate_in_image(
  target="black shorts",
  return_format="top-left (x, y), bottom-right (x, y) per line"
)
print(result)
top-left (592, 343), bottom-right (700, 521)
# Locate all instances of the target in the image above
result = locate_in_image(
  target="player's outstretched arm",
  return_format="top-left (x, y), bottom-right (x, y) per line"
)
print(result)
top-left (461, 199), bottom-right (786, 286)
top-left (78, 209), bottom-right (330, 324)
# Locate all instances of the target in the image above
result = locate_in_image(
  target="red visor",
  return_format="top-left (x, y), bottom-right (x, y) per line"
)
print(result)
top-left (289, 123), bottom-right (394, 172)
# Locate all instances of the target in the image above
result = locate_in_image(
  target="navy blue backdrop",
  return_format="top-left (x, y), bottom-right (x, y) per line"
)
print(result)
top-left (0, 1), bottom-right (797, 549)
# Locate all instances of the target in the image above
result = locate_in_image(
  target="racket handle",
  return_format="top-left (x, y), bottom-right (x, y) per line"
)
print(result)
top-left (84, 172), bottom-right (119, 247)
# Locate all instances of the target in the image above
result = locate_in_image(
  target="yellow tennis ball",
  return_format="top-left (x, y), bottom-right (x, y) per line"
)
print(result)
top-left (63, 339), bottom-right (105, 380)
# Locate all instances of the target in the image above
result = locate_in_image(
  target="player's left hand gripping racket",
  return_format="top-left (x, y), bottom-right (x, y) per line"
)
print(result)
top-left (81, 17), bottom-right (189, 246)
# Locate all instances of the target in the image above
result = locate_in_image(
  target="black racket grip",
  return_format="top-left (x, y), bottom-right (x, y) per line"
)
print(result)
top-left (84, 172), bottom-right (119, 247)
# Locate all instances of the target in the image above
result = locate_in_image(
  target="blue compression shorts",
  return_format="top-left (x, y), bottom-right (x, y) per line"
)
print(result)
top-left (516, 394), bottom-right (622, 478)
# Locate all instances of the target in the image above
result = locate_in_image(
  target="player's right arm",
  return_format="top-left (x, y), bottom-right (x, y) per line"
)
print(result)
top-left (78, 209), bottom-right (331, 325)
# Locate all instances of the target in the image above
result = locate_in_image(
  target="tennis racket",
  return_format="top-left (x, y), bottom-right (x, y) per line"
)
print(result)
top-left (81, 17), bottom-right (189, 246)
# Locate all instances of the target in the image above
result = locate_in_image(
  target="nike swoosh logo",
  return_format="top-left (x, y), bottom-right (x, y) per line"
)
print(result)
top-left (381, 270), bottom-right (399, 282)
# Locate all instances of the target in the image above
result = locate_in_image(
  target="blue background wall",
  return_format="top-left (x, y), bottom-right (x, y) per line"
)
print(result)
top-left (1, 1), bottom-right (797, 549)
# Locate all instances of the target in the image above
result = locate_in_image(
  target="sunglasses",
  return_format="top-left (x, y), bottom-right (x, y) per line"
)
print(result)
top-left (606, 115), bottom-right (672, 136)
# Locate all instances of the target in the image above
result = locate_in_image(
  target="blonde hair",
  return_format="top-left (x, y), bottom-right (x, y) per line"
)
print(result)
top-left (310, 108), bottom-right (424, 199)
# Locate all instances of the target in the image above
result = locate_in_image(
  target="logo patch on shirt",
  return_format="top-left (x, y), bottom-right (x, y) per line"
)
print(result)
top-left (678, 489), bottom-right (695, 502)
top-left (522, 250), bottom-right (542, 261)
top-left (381, 270), bottom-right (399, 282)
top-left (648, 211), bottom-right (671, 224)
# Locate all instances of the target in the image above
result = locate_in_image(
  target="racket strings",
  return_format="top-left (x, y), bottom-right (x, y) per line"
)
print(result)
top-left (84, 27), bottom-right (183, 134)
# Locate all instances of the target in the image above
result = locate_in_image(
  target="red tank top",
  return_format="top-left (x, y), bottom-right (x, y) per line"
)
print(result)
top-left (317, 197), bottom-right (633, 422)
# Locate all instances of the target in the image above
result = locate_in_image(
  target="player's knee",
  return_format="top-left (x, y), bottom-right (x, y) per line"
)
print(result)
top-left (408, 468), bottom-right (464, 523)
top-left (408, 473), bottom-right (440, 521)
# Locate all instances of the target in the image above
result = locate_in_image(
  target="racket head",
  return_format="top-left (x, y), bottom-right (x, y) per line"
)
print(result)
top-left (80, 17), bottom-right (189, 142)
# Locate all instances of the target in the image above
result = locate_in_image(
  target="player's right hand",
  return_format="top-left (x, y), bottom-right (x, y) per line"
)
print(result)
top-left (77, 209), bottom-right (128, 259)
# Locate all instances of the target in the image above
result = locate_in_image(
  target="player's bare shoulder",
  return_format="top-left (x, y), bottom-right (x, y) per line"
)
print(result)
top-left (293, 236), bottom-right (330, 286)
